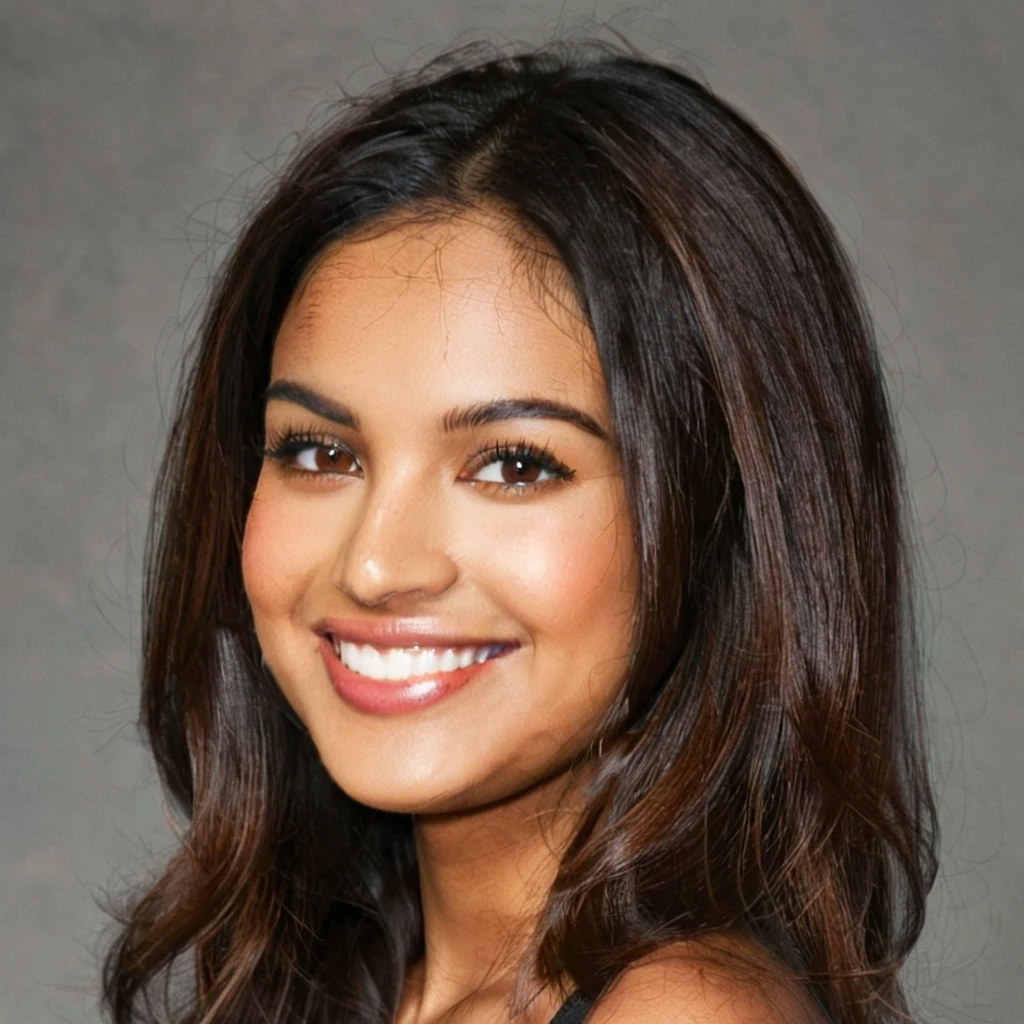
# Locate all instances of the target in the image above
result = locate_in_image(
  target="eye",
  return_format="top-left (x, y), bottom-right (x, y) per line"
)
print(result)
top-left (262, 431), bottom-right (359, 476)
top-left (468, 439), bottom-right (575, 495)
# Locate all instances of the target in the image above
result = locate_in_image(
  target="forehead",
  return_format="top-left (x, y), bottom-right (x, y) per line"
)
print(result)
top-left (272, 211), bottom-right (609, 422)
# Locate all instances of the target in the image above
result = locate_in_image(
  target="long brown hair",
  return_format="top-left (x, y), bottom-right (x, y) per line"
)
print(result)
top-left (102, 37), bottom-right (939, 1024)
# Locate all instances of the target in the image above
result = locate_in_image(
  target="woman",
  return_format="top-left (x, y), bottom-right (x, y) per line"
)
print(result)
top-left (102, 38), bottom-right (939, 1024)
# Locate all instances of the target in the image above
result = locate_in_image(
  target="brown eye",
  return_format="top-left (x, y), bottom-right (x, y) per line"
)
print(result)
top-left (262, 434), bottom-right (360, 476)
top-left (469, 441), bottom-right (574, 493)
top-left (499, 456), bottom-right (542, 485)
top-left (294, 443), bottom-right (356, 474)
top-left (473, 453), bottom-right (550, 488)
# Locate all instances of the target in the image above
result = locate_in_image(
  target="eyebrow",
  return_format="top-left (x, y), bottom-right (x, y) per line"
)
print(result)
top-left (263, 379), bottom-right (610, 442)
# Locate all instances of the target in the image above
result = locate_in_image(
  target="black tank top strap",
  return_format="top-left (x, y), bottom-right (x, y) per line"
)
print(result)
top-left (547, 991), bottom-right (593, 1024)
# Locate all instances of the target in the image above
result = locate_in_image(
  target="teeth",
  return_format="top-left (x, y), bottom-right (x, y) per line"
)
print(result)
top-left (335, 641), bottom-right (505, 681)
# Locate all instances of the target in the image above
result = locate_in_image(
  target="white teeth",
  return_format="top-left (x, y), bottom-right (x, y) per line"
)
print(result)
top-left (410, 649), bottom-right (435, 676)
top-left (335, 640), bottom-right (504, 681)
top-left (384, 649), bottom-right (414, 681)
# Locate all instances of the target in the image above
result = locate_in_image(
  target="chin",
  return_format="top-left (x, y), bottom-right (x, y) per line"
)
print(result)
top-left (311, 737), bottom-right (547, 818)
top-left (310, 740), bottom-right (484, 815)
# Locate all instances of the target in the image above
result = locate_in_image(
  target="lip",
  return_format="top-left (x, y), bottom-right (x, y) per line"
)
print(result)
top-left (318, 634), bottom-right (514, 715)
top-left (314, 617), bottom-right (520, 652)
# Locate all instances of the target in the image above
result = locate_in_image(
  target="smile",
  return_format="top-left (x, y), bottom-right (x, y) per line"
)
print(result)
top-left (333, 639), bottom-right (509, 681)
top-left (319, 635), bottom-right (515, 715)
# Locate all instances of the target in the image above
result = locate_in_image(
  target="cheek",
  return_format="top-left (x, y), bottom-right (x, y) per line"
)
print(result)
top-left (453, 489), bottom-right (636, 787)
top-left (477, 491), bottom-right (636, 655)
top-left (241, 477), bottom-right (324, 622)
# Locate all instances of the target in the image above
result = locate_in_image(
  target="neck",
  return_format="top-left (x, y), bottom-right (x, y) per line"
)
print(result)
top-left (403, 770), bottom-right (585, 1022)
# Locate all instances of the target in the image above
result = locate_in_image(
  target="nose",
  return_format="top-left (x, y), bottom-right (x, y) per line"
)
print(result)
top-left (329, 471), bottom-right (459, 609)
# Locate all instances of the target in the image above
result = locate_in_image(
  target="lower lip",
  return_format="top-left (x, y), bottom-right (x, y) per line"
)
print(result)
top-left (319, 636), bottom-right (511, 715)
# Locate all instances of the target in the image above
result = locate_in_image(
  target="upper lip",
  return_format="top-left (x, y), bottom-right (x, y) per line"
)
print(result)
top-left (315, 617), bottom-right (519, 651)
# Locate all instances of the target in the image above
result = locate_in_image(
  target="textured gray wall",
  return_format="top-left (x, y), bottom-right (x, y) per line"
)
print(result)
top-left (2, 1), bottom-right (1021, 1021)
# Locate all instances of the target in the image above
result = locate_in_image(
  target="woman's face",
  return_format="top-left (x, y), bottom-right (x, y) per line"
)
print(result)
top-left (242, 210), bottom-right (638, 814)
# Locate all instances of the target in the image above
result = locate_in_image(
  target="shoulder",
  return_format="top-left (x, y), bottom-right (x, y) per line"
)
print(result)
top-left (585, 934), bottom-right (827, 1024)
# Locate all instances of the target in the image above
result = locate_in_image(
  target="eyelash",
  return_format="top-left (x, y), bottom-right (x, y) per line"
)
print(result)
top-left (260, 428), bottom-right (576, 497)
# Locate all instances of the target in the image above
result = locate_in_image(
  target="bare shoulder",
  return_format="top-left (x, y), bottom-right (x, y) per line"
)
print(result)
top-left (585, 934), bottom-right (827, 1024)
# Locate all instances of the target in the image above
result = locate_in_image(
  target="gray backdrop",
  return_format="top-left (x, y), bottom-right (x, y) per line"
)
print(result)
top-left (2, 1), bottom-right (1021, 1021)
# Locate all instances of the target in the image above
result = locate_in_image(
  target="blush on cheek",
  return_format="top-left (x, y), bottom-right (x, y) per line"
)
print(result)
top-left (498, 505), bottom-right (630, 634)
top-left (240, 486), bottom-right (305, 616)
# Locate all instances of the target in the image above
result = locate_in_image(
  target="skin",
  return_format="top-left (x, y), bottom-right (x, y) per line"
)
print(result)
top-left (242, 207), bottom-right (637, 1022)
top-left (241, 208), bottom-right (816, 1023)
